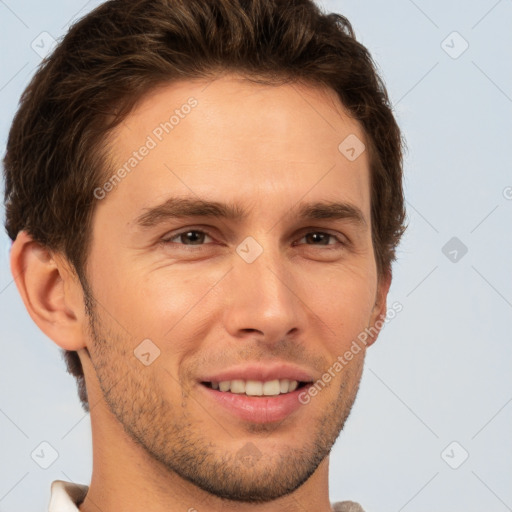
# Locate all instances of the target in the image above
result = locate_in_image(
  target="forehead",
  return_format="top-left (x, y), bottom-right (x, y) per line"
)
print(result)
top-left (99, 74), bottom-right (371, 224)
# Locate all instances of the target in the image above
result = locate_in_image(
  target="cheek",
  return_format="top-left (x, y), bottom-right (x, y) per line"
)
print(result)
top-left (298, 264), bottom-right (377, 344)
top-left (125, 268), bottom-right (224, 349)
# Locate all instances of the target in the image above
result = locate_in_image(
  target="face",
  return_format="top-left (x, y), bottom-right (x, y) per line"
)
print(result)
top-left (82, 74), bottom-right (388, 502)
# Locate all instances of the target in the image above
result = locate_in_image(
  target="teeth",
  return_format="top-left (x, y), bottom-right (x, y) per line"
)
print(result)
top-left (209, 379), bottom-right (301, 396)
top-left (245, 380), bottom-right (263, 396)
top-left (262, 380), bottom-right (281, 396)
top-left (230, 379), bottom-right (245, 394)
top-left (219, 381), bottom-right (230, 392)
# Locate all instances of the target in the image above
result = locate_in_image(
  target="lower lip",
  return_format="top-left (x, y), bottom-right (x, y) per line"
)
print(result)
top-left (199, 384), bottom-right (311, 423)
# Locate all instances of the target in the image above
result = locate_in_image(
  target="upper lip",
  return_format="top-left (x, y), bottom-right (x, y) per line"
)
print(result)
top-left (199, 363), bottom-right (316, 383)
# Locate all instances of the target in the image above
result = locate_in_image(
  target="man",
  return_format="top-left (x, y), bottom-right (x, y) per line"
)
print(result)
top-left (3, 0), bottom-right (405, 510)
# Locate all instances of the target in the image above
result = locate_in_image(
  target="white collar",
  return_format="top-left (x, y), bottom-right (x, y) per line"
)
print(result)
top-left (48, 480), bottom-right (88, 512)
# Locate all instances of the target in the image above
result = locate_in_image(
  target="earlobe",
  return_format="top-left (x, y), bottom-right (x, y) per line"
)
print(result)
top-left (365, 268), bottom-right (392, 347)
top-left (9, 230), bottom-right (87, 351)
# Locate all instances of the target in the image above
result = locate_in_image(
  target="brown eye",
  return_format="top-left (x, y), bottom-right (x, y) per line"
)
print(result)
top-left (162, 230), bottom-right (213, 245)
top-left (298, 232), bottom-right (342, 246)
top-left (303, 232), bottom-right (333, 245)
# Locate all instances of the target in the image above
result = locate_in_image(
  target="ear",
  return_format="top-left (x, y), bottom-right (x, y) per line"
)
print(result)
top-left (365, 267), bottom-right (392, 348)
top-left (9, 231), bottom-right (88, 351)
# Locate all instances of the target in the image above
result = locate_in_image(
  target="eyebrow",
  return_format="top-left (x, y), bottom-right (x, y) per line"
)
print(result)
top-left (134, 197), bottom-right (367, 229)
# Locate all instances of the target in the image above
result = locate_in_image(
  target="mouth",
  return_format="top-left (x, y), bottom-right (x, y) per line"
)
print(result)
top-left (197, 363), bottom-right (317, 423)
top-left (201, 379), bottom-right (311, 397)
top-left (199, 379), bottom-right (315, 423)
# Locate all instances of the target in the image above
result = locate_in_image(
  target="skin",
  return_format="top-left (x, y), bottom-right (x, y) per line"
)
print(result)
top-left (11, 74), bottom-right (391, 512)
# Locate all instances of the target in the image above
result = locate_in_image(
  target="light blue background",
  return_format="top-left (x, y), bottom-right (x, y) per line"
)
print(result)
top-left (1, 1), bottom-right (511, 510)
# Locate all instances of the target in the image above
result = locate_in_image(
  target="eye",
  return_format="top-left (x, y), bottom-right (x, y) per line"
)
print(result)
top-left (295, 231), bottom-right (345, 247)
top-left (162, 229), bottom-right (214, 246)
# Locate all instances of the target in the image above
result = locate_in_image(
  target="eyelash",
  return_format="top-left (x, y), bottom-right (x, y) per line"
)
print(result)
top-left (160, 228), bottom-right (347, 249)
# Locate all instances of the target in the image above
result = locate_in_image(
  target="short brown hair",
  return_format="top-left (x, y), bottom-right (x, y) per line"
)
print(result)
top-left (3, 0), bottom-right (406, 412)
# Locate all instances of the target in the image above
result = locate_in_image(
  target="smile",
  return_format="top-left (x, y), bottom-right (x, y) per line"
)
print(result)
top-left (202, 379), bottom-right (308, 396)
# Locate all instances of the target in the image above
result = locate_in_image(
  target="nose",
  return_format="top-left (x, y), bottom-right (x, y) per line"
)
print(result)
top-left (221, 240), bottom-right (306, 344)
